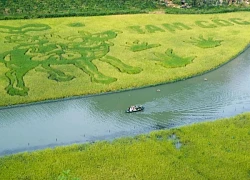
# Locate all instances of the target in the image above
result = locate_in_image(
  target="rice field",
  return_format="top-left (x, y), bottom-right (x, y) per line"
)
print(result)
top-left (0, 112), bottom-right (249, 179)
top-left (0, 12), bottom-right (250, 106)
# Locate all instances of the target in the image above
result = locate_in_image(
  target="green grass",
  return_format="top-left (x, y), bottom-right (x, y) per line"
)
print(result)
top-left (0, 12), bottom-right (250, 106)
top-left (1, 112), bottom-right (250, 179)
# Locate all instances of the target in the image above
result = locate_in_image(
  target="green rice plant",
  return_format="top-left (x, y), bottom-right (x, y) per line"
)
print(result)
top-left (67, 23), bottom-right (85, 27)
top-left (100, 55), bottom-right (142, 74)
top-left (125, 40), bottom-right (161, 52)
top-left (57, 170), bottom-right (80, 180)
top-left (0, 26), bottom-right (141, 96)
top-left (185, 35), bottom-right (223, 48)
top-left (0, 112), bottom-right (250, 179)
top-left (0, 13), bottom-right (250, 106)
top-left (153, 48), bottom-right (196, 68)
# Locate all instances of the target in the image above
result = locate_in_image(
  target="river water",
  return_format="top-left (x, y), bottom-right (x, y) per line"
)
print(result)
top-left (0, 48), bottom-right (250, 156)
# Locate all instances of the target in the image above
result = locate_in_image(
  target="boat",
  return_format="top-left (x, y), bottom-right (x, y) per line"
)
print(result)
top-left (126, 105), bottom-right (144, 113)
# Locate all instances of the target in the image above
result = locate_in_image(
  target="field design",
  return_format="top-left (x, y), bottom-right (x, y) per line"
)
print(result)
top-left (153, 48), bottom-right (196, 68)
top-left (0, 13), bottom-right (250, 105)
top-left (67, 23), bottom-right (85, 27)
top-left (187, 35), bottom-right (223, 48)
top-left (125, 40), bottom-right (161, 52)
top-left (0, 24), bottom-right (142, 96)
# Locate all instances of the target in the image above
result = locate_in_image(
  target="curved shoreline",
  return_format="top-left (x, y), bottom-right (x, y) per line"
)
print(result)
top-left (1, 112), bottom-right (250, 179)
top-left (1, 43), bottom-right (249, 110)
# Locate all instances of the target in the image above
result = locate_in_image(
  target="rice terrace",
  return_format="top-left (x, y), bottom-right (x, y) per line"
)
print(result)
top-left (1, 3), bottom-right (250, 179)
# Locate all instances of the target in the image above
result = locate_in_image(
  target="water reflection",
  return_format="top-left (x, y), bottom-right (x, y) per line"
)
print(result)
top-left (0, 47), bottom-right (250, 156)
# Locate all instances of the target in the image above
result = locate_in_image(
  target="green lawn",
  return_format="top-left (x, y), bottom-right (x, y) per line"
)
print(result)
top-left (0, 12), bottom-right (250, 106)
top-left (1, 112), bottom-right (249, 179)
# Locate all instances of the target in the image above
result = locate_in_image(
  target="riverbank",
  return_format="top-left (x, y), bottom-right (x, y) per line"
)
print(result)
top-left (1, 12), bottom-right (250, 107)
top-left (1, 112), bottom-right (249, 179)
top-left (1, 45), bottom-right (250, 156)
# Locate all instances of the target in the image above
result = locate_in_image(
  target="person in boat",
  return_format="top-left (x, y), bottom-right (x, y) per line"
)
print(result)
top-left (129, 105), bottom-right (136, 112)
top-left (128, 106), bottom-right (132, 112)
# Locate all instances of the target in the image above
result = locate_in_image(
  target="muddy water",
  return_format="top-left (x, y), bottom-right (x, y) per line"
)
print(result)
top-left (0, 48), bottom-right (250, 156)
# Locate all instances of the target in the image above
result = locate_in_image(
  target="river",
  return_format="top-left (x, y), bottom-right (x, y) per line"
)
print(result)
top-left (0, 47), bottom-right (250, 156)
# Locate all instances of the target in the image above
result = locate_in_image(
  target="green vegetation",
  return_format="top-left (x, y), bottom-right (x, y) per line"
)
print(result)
top-left (1, 0), bottom-right (250, 21)
top-left (1, 0), bottom-right (250, 20)
top-left (57, 170), bottom-right (80, 180)
top-left (186, 35), bottom-right (223, 48)
top-left (1, 112), bottom-right (250, 179)
top-left (0, 25), bottom-right (141, 97)
top-left (0, 0), bottom-right (163, 20)
top-left (125, 40), bottom-right (161, 52)
top-left (165, 5), bottom-right (250, 14)
top-left (153, 48), bottom-right (196, 68)
top-left (1, 12), bottom-right (250, 106)
top-left (1, 2), bottom-right (250, 180)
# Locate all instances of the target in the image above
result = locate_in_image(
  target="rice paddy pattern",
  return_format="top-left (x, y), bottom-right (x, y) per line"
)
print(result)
top-left (187, 35), bottom-right (223, 48)
top-left (125, 40), bottom-right (161, 52)
top-left (0, 24), bottom-right (142, 96)
top-left (153, 48), bottom-right (196, 68)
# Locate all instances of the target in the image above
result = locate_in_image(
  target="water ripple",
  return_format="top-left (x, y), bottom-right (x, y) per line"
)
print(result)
top-left (1, 48), bottom-right (250, 155)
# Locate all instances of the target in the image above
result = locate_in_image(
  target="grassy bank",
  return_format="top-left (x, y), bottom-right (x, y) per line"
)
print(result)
top-left (0, 12), bottom-right (250, 107)
top-left (1, 112), bottom-right (249, 179)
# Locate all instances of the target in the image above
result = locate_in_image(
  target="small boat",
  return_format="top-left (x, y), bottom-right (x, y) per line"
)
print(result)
top-left (126, 105), bottom-right (144, 113)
